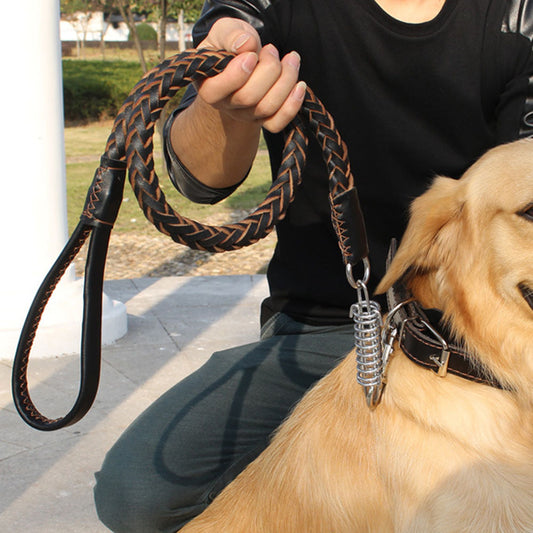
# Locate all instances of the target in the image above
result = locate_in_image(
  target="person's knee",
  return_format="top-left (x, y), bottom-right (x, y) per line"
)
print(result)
top-left (94, 459), bottom-right (158, 532)
top-left (93, 445), bottom-right (208, 532)
top-left (93, 437), bottom-right (196, 533)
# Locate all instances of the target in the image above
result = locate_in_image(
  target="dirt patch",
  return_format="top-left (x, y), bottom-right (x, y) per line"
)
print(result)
top-left (74, 211), bottom-right (277, 279)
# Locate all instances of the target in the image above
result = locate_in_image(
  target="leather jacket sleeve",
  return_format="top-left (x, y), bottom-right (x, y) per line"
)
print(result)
top-left (496, 0), bottom-right (533, 140)
top-left (192, 0), bottom-right (274, 45)
top-left (179, 0), bottom-right (278, 111)
top-left (163, 107), bottom-right (247, 204)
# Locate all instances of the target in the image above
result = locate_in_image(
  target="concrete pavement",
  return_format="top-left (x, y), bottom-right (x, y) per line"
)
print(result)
top-left (0, 275), bottom-right (268, 532)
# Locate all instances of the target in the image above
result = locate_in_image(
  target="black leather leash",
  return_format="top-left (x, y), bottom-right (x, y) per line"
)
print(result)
top-left (12, 49), bottom-right (369, 431)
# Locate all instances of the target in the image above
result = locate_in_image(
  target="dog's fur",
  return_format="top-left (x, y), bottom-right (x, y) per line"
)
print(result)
top-left (181, 140), bottom-right (533, 532)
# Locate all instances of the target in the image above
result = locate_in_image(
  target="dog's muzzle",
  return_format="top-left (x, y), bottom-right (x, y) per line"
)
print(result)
top-left (519, 283), bottom-right (533, 311)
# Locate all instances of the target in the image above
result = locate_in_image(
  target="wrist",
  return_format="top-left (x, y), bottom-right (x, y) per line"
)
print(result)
top-left (170, 97), bottom-right (261, 189)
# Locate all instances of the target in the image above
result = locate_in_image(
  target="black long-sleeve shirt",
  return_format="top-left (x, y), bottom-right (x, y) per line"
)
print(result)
top-left (165, 0), bottom-right (533, 325)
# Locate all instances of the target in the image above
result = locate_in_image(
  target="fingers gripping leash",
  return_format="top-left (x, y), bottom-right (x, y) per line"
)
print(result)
top-left (12, 49), bottom-right (370, 430)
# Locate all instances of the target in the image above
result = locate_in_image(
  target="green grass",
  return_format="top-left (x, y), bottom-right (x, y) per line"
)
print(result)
top-left (65, 121), bottom-right (272, 234)
top-left (64, 120), bottom-right (116, 157)
top-left (63, 57), bottom-right (273, 234)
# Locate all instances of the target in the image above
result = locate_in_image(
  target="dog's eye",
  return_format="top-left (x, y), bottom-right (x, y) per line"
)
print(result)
top-left (519, 203), bottom-right (533, 222)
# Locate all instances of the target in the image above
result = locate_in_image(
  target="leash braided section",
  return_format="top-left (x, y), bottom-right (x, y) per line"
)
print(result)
top-left (13, 49), bottom-right (365, 431)
top-left (304, 92), bottom-right (365, 266)
top-left (105, 49), bottom-right (310, 251)
top-left (103, 49), bottom-right (359, 256)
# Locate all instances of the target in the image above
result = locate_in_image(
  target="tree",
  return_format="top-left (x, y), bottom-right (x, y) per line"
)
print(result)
top-left (62, 0), bottom-right (204, 68)
top-left (173, 0), bottom-right (204, 52)
top-left (159, 0), bottom-right (168, 60)
top-left (61, 0), bottom-right (106, 58)
top-left (150, 0), bottom-right (203, 60)
top-left (112, 0), bottom-right (203, 70)
top-left (114, 0), bottom-right (148, 72)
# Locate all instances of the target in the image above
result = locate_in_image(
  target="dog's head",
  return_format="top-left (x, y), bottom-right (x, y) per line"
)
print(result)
top-left (376, 139), bottom-right (533, 398)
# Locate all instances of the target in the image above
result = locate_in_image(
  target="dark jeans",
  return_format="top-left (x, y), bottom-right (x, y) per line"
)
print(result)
top-left (94, 313), bottom-right (354, 532)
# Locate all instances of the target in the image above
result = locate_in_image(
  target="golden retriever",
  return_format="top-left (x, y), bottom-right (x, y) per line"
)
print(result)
top-left (181, 139), bottom-right (533, 532)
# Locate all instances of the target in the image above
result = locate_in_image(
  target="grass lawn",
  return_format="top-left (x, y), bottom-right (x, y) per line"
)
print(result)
top-left (65, 121), bottom-right (272, 234)
top-left (64, 44), bottom-right (164, 65)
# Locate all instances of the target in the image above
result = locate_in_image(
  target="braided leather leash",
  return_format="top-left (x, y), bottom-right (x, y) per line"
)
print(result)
top-left (12, 49), bottom-right (368, 431)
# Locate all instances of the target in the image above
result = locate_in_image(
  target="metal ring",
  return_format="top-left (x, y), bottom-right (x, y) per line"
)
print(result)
top-left (346, 257), bottom-right (370, 289)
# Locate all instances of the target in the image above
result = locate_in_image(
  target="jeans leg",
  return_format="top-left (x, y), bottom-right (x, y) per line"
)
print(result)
top-left (94, 315), bottom-right (353, 532)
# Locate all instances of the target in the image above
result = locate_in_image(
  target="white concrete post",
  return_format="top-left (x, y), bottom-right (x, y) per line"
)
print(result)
top-left (0, 1), bottom-right (127, 359)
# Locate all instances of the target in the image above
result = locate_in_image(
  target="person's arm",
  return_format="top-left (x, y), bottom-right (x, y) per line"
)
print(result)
top-left (495, 10), bottom-right (533, 141)
top-left (169, 17), bottom-right (306, 195)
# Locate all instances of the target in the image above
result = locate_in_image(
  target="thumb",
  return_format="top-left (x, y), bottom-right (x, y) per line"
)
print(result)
top-left (200, 18), bottom-right (261, 54)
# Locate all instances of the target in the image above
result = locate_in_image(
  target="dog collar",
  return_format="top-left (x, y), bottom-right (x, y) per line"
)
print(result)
top-left (385, 277), bottom-right (505, 390)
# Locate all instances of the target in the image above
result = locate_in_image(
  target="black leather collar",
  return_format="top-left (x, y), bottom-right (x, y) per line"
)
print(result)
top-left (384, 245), bottom-right (504, 390)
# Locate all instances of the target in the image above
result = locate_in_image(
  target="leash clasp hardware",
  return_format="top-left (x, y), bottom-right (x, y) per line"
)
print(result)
top-left (346, 258), bottom-right (370, 290)
top-left (381, 324), bottom-right (398, 372)
top-left (350, 276), bottom-right (384, 409)
top-left (379, 297), bottom-right (415, 373)
top-left (349, 264), bottom-right (413, 410)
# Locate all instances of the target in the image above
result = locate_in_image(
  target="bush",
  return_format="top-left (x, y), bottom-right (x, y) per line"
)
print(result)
top-left (63, 60), bottom-right (143, 122)
top-left (129, 23), bottom-right (157, 42)
top-left (63, 59), bottom-right (188, 124)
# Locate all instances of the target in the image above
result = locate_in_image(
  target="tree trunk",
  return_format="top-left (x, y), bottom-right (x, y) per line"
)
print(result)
top-left (116, 1), bottom-right (148, 73)
top-left (178, 9), bottom-right (185, 52)
top-left (159, 0), bottom-right (167, 61)
top-left (79, 13), bottom-right (92, 60)
top-left (100, 18), bottom-right (109, 61)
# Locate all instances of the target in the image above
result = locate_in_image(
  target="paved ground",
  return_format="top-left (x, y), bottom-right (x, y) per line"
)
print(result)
top-left (0, 275), bottom-right (268, 532)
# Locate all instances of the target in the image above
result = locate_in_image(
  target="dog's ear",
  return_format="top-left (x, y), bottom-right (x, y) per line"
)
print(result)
top-left (376, 176), bottom-right (465, 294)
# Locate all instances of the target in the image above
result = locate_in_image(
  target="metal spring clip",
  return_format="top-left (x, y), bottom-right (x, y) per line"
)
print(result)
top-left (348, 260), bottom-right (384, 409)
top-left (348, 261), bottom-right (413, 409)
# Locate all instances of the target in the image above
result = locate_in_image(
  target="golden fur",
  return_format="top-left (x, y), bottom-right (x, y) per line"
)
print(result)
top-left (181, 140), bottom-right (533, 532)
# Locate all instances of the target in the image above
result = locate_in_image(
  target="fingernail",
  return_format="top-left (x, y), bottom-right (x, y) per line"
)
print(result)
top-left (286, 51), bottom-right (300, 70)
top-left (232, 33), bottom-right (251, 52)
top-left (292, 81), bottom-right (307, 101)
top-left (266, 44), bottom-right (280, 59)
top-left (241, 53), bottom-right (258, 74)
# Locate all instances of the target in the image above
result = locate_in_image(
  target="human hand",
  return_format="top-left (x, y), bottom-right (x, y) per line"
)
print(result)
top-left (196, 17), bottom-right (306, 133)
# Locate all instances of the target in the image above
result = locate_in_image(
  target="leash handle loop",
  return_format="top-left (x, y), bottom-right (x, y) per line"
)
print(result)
top-left (13, 49), bottom-right (369, 430)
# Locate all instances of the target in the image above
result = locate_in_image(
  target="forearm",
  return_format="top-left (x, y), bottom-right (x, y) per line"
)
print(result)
top-left (167, 17), bottom-right (303, 191)
top-left (170, 96), bottom-right (262, 189)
